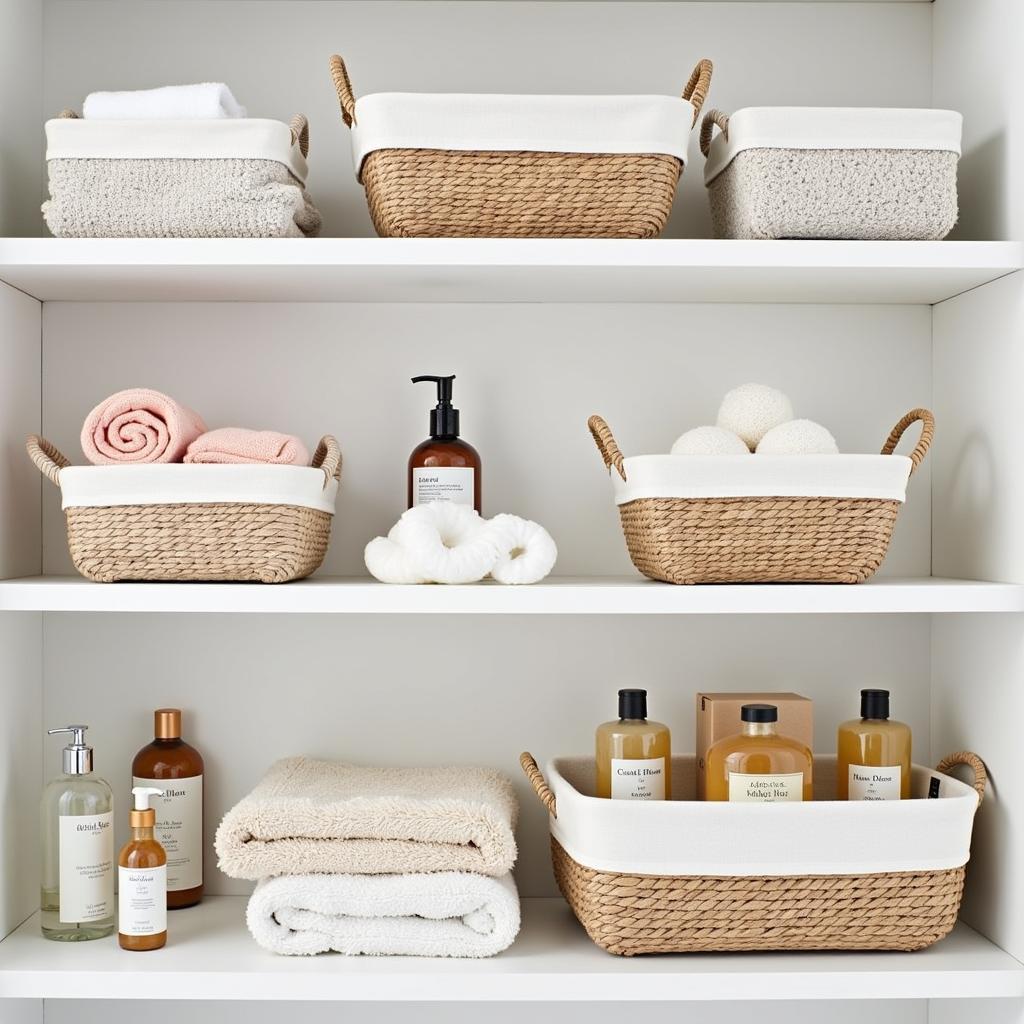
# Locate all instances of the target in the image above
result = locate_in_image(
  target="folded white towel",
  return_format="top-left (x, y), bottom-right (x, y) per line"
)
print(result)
top-left (247, 871), bottom-right (521, 958)
top-left (83, 82), bottom-right (247, 120)
top-left (216, 757), bottom-right (519, 880)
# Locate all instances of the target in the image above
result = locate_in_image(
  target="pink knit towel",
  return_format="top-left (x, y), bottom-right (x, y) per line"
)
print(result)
top-left (184, 428), bottom-right (311, 466)
top-left (81, 388), bottom-right (207, 465)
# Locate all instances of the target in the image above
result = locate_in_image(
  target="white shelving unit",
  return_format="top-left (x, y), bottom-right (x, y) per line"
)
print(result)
top-left (2, 2), bottom-right (1024, 1023)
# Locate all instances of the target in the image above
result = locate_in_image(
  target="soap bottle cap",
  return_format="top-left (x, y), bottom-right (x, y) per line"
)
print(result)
top-left (154, 708), bottom-right (182, 740)
top-left (47, 725), bottom-right (93, 775)
top-left (861, 689), bottom-right (891, 720)
top-left (412, 375), bottom-right (459, 438)
top-left (129, 786), bottom-right (163, 828)
top-left (741, 703), bottom-right (778, 723)
top-left (618, 688), bottom-right (648, 720)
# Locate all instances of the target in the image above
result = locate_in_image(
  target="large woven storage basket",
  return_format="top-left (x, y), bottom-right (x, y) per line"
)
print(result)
top-left (700, 106), bottom-right (961, 240)
top-left (521, 751), bottom-right (986, 956)
top-left (329, 54), bottom-right (712, 238)
top-left (28, 435), bottom-right (341, 583)
top-left (43, 111), bottom-right (321, 238)
top-left (589, 409), bottom-right (933, 584)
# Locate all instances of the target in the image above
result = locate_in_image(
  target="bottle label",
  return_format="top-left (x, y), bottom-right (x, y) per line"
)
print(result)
top-left (118, 865), bottom-right (167, 937)
top-left (413, 467), bottom-right (474, 506)
top-left (58, 812), bottom-right (114, 923)
top-left (728, 772), bottom-right (804, 803)
top-left (610, 757), bottom-right (666, 800)
top-left (133, 775), bottom-right (203, 891)
top-left (848, 764), bottom-right (902, 801)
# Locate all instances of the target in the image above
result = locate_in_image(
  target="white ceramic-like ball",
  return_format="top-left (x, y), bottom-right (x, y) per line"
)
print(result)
top-left (670, 425), bottom-right (750, 456)
top-left (756, 419), bottom-right (839, 455)
top-left (717, 383), bottom-right (795, 449)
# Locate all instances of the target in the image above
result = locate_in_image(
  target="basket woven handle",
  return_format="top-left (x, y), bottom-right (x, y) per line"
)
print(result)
top-left (683, 60), bottom-right (714, 127)
top-left (699, 108), bottom-right (730, 158)
top-left (520, 752), bottom-right (557, 817)
top-left (312, 435), bottom-right (343, 486)
top-left (881, 408), bottom-right (934, 475)
top-left (588, 415), bottom-right (627, 482)
top-left (289, 114), bottom-right (310, 158)
top-left (937, 751), bottom-right (987, 805)
top-left (329, 55), bottom-right (358, 128)
top-left (26, 436), bottom-right (70, 487)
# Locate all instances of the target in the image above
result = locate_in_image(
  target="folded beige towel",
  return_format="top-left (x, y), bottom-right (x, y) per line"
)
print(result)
top-left (215, 757), bottom-right (518, 880)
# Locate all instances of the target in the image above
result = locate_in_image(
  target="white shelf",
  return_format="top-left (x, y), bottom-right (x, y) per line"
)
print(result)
top-left (0, 239), bottom-right (1019, 304)
top-left (2, 575), bottom-right (1022, 615)
top-left (0, 897), bottom-right (1019, 1002)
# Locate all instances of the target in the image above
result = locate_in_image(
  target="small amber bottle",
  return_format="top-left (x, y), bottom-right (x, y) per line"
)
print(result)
top-left (706, 704), bottom-right (813, 802)
top-left (132, 709), bottom-right (204, 909)
top-left (408, 375), bottom-right (482, 513)
top-left (596, 689), bottom-right (671, 800)
top-left (118, 787), bottom-right (167, 951)
top-left (837, 689), bottom-right (911, 800)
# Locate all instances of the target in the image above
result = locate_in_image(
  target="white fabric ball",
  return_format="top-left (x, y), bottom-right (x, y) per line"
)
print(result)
top-left (364, 536), bottom-right (428, 584)
top-left (756, 419), bottom-right (839, 455)
top-left (389, 502), bottom-right (501, 584)
top-left (487, 514), bottom-right (558, 585)
top-left (670, 426), bottom-right (750, 456)
top-left (717, 383), bottom-right (795, 449)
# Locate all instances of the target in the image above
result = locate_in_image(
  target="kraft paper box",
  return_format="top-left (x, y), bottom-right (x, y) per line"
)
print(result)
top-left (696, 692), bottom-right (813, 799)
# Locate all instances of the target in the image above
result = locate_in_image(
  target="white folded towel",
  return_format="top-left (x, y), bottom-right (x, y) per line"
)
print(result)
top-left (247, 871), bottom-right (521, 958)
top-left (83, 82), bottom-right (247, 120)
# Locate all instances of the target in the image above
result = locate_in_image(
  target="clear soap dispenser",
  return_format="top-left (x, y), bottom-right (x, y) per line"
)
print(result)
top-left (41, 725), bottom-right (115, 940)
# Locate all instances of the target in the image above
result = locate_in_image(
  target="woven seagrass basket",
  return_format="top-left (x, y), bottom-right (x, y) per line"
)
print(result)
top-left (521, 751), bottom-right (986, 956)
top-left (329, 54), bottom-right (712, 238)
top-left (589, 409), bottom-right (934, 584)
top-left (28, 434), bottom-right (341, 583)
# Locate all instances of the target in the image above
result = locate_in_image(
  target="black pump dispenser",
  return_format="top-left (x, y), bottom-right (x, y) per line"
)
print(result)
top-left (412, 375), bottom-right (460, 439)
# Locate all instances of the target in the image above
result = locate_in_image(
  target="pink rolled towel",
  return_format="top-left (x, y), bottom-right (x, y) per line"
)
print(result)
top-left (82, 388), bottom-right (207, 465)
top-left (185, 428), bottom-right (310, 466)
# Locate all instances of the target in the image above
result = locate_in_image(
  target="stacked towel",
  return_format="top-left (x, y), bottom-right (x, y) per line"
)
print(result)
top-left (83, 83), bottom-right (246, 120)
top-left (216, 757), bottom-right (521, 958)
top-left (185, 428), bottom-right (310, 466)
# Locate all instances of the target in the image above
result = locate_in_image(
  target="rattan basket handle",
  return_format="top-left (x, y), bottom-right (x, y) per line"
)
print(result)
top-left (588, 415), bottom-right (627, 482)
top-left (699, 108), bottom-right (729, 158)
top-left (937, 751), bottom-right (987, 805)
top-left (329, 55), bottom-right (358, 127)
top-left (880, 408), bottom-right (934, 475)
top-left (289, 114), bottom-right (310, 158)
top-left (520, 752), bottom-right (557, 817)
top-left (26, 435), bottom-right (70, 487)
top-left (312, 435), bottom-right (343, 486)
top-left (683, 60), bottom-right (714, 127)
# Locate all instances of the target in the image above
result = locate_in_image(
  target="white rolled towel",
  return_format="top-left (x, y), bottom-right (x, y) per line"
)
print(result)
top-left (247, 871), bottom-right (521, 958)
top-left (488, 514), bottom-right (557, 585)
top-left (83, 82), bottom-right (247, 120)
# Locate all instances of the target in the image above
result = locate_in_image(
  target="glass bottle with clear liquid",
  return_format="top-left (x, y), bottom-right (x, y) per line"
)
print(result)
top-left (41, 726), bottom-right (115, 940)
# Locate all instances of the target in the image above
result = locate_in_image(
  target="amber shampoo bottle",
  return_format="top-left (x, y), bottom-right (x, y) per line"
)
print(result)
top-left (596, 689), bottom-right (671, 800)
top-left (408, 375), bottom-right (481, 513)
top-left (837, 689), bottom-right (911, 800)
top-left (118, 787), bottom-right (167, 951)
top-left (132, 709), bottom-right (204, 908)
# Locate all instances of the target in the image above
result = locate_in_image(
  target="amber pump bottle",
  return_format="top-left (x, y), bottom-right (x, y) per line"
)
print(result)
top-left (132, 709), bottom-right (204, 908)
top-left (837, 689), bottom-right (911, 800)
top-left (118, 787), bottom-right (167, 951)
top-left (408, 375), bottom-right (482, 513)
top-left (596, 689), bottom-right (672, 800)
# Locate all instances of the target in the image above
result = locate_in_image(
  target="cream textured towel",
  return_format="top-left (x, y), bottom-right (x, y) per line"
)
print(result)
top-left (215, 757), bottom-right (518, 880)
top-left (247, 871), bottom-right (520, 958)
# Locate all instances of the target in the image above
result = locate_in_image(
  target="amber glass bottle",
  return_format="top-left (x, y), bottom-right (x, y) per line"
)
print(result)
top-left (706, 704), bottom-right (813, 802)
top-left (837, 689), bottom-right (911, 800)
top-left (132, 709), bottom-right (204, 909)
top-left (596, 689), bottom-right (672, 800)
top-left (408, 375), bottom-right (482, 513)
top-left (118, 787), bottom-right (167, 951)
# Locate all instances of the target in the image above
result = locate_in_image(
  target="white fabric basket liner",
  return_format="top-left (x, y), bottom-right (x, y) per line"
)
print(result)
top-left (547, 755), bottom-right (980, 877)
top-left (45, 118), bottom-right (309, 186)
top-left (611, 453), bottom-right (914, 505)
top-left (58, 464), bottom-right (337, 515)
top-left (350, 92), bottom-right (694, 181)
top-left (704, 106), bottom-right (963, 185)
